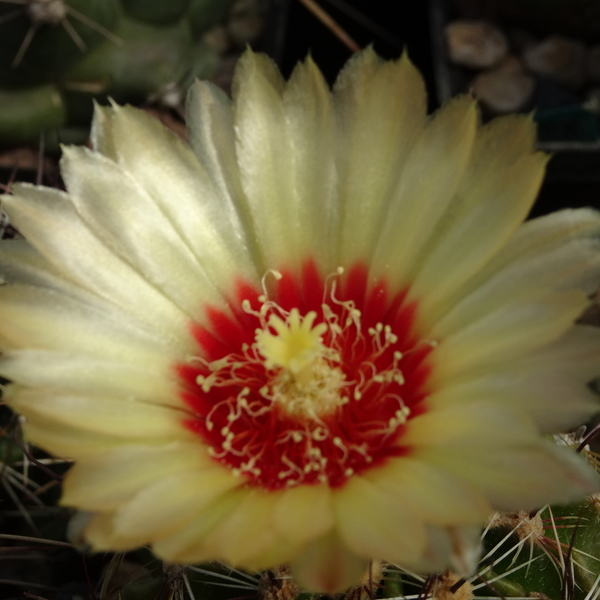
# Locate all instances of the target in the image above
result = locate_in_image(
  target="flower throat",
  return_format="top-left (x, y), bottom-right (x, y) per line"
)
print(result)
top-left (178, 261), bottom-right (434, 490)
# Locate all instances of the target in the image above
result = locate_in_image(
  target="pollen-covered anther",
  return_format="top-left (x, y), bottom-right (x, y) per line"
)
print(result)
top-left (256, 308), bottom-right (328, 376)
top-left (255, 307), bottom-right (348, 418)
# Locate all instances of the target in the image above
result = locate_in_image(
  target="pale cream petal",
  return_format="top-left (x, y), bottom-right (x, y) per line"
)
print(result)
top-left (280, 56), bottom-right (337, 270)
top-left (60, 146), bottom-right (229, 321)
top-left (233, 50), bottom-right (286, 96)
top-left (61, 443), bottom-right (211, 510)
top-left (231, 54), bottom-right (338, 270)
top-left (428, 290), bottom-right (590, 382)
top-left (431, 238), bottom-right (600, 338)
top-left (186, 81), bottom-right (243, 208)
top-left (186, 80), bottom-right (262, 268)
top-left (290, 530), bottom-right (370, 594)
top-left (428, 208), bottom-right (600, 327)
top-left (370, 95), bottom-right (477, 283)
top-left (364, 457), bottom-right (491, 525)
top-left (402, 401), bottom-right (540, 448)
top-left (8, 388), bottom-right (188, 441)
top-left (410, 146), bottom-right (547, 318)
top-left (67, 510), bottom-right (94, 547)
top-left (408, 118), bottom-right (548, 324)
top-left (90, 100), bottom-right (118, 160)
top-left (112, 468), bottom-right (241, 545)
top-left (469, 207), bottom-right (600, 287)
top-left (422, 440), bottom-right (600, 511)
top-left (0, 239), bottom-right (87, 296)
top-left (21, 416), bottom-right (145, 459)
top-left (152, 487), bottom-right (248, 563)
top-left (334, 475), bottom-right (427, 565)
top-left (334, 50), bottom-right (430, 266)
top-left (273, 483), bottom-right (334, 544)
top-left (92, 104), bottom-right (259, 288)
top-left (522, 323), bottom-right (600, 371)
top-left (2, 186), bottom-right (190, 345)
top-left (0, 285), bottom-right (175, 363)
top-left (232, 51), bottom-right (300, 267)
top-left (0, 285), bottom-right (179, 384)
top-left (83, 510), bottom-right (157, 552)
top-left (0, 350), bottom-right (177, 403)
top-left (427, 326), bottom-right (600, 432)
top-left (428, 379), bottom-right (599, 436)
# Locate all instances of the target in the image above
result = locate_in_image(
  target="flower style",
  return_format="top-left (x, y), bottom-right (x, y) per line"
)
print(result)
top-left (1, 49), bottom-right (600, 593)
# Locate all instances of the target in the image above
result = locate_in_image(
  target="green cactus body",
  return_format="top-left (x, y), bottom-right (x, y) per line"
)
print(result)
top-left (189, 0), bottom-right (238, 38)
top-left (65, 15), bottom-right (195, 103)
top-left (121, 0), bottom-right (192, 25)
top-left (480, 500), bottom-right (600, 600)
top-left (0, 0), bottom-right (246, 147)
top-left (0, 0), bottom-right (119, 86)
top-left (0, 84), bottom-right (66, 145)
top-left (550, 499), bottom-right (600, 599)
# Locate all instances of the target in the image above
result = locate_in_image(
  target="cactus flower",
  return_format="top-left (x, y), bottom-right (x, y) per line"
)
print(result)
top-left (1, 49), bottom-right (600, 593)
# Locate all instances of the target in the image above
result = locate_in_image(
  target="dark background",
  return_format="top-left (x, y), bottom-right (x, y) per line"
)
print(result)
top-left (280, 0), bottom-right (435, 98)
top-left (275, 0), bottom-right (600, 216)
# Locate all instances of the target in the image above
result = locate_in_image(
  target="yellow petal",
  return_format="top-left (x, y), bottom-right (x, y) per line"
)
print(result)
top-left (0, 349), bottom-right (177, 404)
top-left (281, 56), bottom-right (337, 270)
top-left (413, 153), bottom-right (549, 321)
top-left (0, 283), bottom-right (178, 360)
top-left (273, 483), bottom-right (334, 544)
top-left (427, 325), bottom-right (600, 433)
top-left (365, 457), bottom-right (491, 525)
top-left (202, 489), bottom-right (281, 564)
top-left (422, 206), bottom-right (600, 333)
top-left (431, 237), bottom-right (600, 339)
top-left (335, 50), bottom-right (429, 266)
top-left (2, 186), bottom-right (190, 344)
top-left (21, 416), bottom-right (133, 459)
top-left (62, 443), bottom-right (211, 509)
top-left (403, 525), bottom-right (482, 577)
top-left (429, 289), bottom-right (590, 382)
top-left (409, 118), bottom-right (548, 323)
top-left (402, 401), bottom-right (539, 447)
top-left (371, 95), bottom-right (478, 285)
top-left (233, 51), bottom-right (295, 267)
top-left (423, 440), bottom-right (600, 511)
top-left (334, 475), bottom-right (426, 565)
top-left (112, 468), bottom-right (241, 545)
top-left (152, 487), bottom-right (248, 563)
top-left (10, 388), bottom-right (187, 442)
top-left (92, 104), bottom-right (259, 288)
top-left (186, 80), bottom-right (263, 270)
top-left (84, 512), bottom-right (131, 551)
top-left (290, 530), bottom-right (370, 594)
top-left (60, 146), bottom-right (228, 321)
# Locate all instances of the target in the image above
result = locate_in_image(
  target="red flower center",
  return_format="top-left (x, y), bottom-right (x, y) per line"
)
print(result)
top-left (177, 261), bottom-right (433, 490)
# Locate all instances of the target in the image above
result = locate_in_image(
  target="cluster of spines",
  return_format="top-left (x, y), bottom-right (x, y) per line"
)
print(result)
top-left (0, 0), bottom-right (249, 149)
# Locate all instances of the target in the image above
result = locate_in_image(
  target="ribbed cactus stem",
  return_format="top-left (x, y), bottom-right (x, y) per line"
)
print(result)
top-left (0, 0), bottom-right (249, 146)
